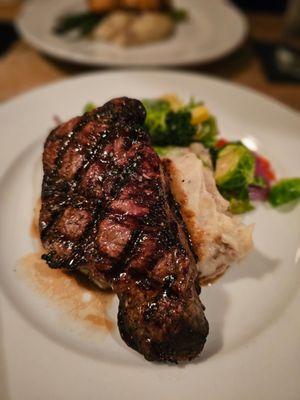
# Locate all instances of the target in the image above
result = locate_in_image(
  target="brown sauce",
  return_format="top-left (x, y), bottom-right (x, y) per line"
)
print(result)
top-left (30, 219), bottom-right (40, 239)
top-left (24, 199), bottom-right (115, 331)
top-left (19, 251), bottom-right (115, 332)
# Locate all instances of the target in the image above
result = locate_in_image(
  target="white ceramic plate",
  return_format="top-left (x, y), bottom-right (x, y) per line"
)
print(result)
top-left (16, 0), bottom-right (247, 67)
top-left (0, 71), bottom-right (300, 400)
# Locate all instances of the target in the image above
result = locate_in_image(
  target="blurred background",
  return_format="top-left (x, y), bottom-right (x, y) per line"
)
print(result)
top-left (0, 0), bottom-right (299, 109)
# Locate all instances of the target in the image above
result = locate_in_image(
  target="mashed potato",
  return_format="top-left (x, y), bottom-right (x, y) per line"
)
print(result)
top-left (163, 145), bottom-right (253, 285)
top-left (93, 11), bottom-right (174, 46)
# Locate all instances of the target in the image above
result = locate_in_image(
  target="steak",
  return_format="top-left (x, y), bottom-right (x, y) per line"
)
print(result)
top-left (40, 97), bottom-right (209, 362)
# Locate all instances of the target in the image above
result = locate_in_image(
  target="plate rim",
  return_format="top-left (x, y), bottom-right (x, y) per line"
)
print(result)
top-left (1, 68), bottom-right (299, 117)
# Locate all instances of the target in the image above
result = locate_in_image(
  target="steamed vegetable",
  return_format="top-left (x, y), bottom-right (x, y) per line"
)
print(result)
top-left (54, 12), bottom-right (103, 36)
top-left (143, 99), bottom-right (196, 146)
top-left (194, 116), bottom-right (217, 148)
top-left (187, 100), bottom-right (217, 148)
top-left (269, 178), bottom-right (300, 207)
top-left (249, 185), bottom-right (269, 201)
top-left (190, 105), bottom-right (210, 125)
top-left (215, 143), bottom-right (255, 189)
top-left (229, 197), bottom-right (254, 214)
top-left (142, 98), bottom-right (217, 148)
top-left (169, 8), bottom-right (188, 22)
top-left (54, 4), bottom-right (188, 39)
top-left (154, 145), bottom-right (178, 156)
top-left (83, 102), bottom-right (96, 113)
top-left (254, 154), bottom-right (276, 184)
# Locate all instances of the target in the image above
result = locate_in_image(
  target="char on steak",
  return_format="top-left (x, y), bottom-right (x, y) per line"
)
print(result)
top-left (40, 97), bottom-right (209, 362)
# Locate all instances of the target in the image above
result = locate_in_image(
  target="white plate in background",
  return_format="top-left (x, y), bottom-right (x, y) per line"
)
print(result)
top-left (0, 70), bottom-right (300, 400)
top-left (17, 0), bottom-right (247, 67)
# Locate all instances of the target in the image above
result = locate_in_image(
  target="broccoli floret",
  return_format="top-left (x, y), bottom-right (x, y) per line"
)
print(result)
top-left (142, 99), bottom-right (171, 144)
top-left (143, 99), bottom-right (196, 147)
top-left (165, 110), bottom-right (196, 146)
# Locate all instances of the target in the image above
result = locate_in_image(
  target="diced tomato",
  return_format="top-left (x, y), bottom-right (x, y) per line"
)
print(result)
top-left (216, 138), bottom-right (228, 148)
top-left (254, 154), bottom-right (276, 183)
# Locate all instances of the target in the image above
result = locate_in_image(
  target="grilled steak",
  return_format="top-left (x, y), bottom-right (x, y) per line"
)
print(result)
top-left (40, 97), bottom-right (209, 362)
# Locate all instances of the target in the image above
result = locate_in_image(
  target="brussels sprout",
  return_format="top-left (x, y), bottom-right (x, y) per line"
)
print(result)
top-left (269, 178), bottom-right (300, 207)
top-left (215, 143), bottom-right (255, 189)
top-left (229, 198), bottom-right (254, 214)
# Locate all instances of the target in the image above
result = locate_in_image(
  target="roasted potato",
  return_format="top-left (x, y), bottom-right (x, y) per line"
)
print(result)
top-left (121, 0), bottom-right (163, 10)
top-left (88, 0), bottom-right (170, 12)
top-left (89, 0), bottom-right (119, 13)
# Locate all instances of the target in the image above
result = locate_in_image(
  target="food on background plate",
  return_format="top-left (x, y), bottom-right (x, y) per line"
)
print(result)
top-left (89, 0), bottom-right (171, 12)
top-left (54, 0), bottom-right (186, 46)
top-left (40, 98), bottom-right (208, 363)
top-left (93, 11), bottom-right (174, 46)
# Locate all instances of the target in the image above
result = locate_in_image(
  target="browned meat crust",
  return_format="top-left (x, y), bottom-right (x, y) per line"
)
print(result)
top-left (40, 97), bottom-right (208, 362)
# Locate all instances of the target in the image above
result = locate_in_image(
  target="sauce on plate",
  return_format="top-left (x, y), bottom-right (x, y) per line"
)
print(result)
top-left (20, 216), bottom-right (115, 332)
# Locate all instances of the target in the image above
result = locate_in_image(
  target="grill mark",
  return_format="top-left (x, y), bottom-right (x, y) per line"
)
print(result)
top-left (68, 154), bottom-right (150, 269)
top-left (42, 148), bottom-right (177, 276)
top-left (47, 107), bottom-right (115, 180)
top-left (42, 148), bottom-right (150, 271)
top-left (40, 119), bottom-right (112, 239)
top-left (49, 117), bottom-right (90, 178)
top-left (111, 227), bottom-right (144, 278)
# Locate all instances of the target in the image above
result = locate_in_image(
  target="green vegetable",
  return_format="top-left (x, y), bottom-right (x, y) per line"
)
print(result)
top-left (183, 97), bottom-right (204, 112)
top-left (168, 9), bottom-right (188, 23)
top-left (142, 99), bottom-right (171, 118)
top-left (229, 198), bottom-right (254, 214)
top-left (220, 185), bottom-right (254, 214)
top-left (143, 99), bottom-right (196, 147)
top-left (166, 110), bottom-right (196, 146)
top-left (269, 178), bottom-right (300, 207)
top-left (154, 146), bottom-right (176, 156)
top-left (153, 146), bottom-right (188, 157)
top-left (54, 12), bottom-right (103, 36)
top-left (215, 143), bottom-right (255, 189)
top-left (83, 102), bottom-right (96, 113)
top-left (252, 176), bottom-right (267, 188)
top-left (194, 116), bottom-right (218, 148)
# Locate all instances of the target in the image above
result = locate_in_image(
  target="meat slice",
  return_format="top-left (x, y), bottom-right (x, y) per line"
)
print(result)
top-left (40, 97), bottom-right (209, 362)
